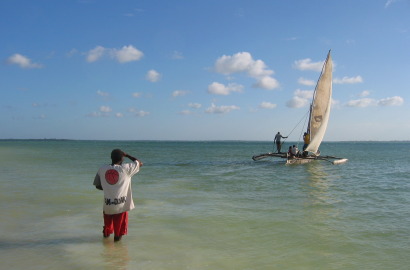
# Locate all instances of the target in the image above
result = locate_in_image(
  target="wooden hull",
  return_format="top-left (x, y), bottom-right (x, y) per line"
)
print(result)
top-left (286, 157), bottom-right (316, 165)
top-left (252, 152), bottom-right (348, 165)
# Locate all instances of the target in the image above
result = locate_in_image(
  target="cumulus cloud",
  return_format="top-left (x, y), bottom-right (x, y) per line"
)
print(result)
top-left (188, 103), bottom-right (202, 109)
top-left (179, 110), bottom-right (194, 115)
top-left (172, 90), bottom-right (189, 97)
top-left (135, 110), bottom-right (150, 117)
top-left (298, 77), bottom-right (316, 86)
top-left (205, 103), bottom-right (240, 114)
top-left (129, 108), bottom-right (150, 117)
top-left (333, 76), bottom-right (363, 84)
top-left (385, 0), bottom-right (397, 7)
top-left (132, 92), bottom-right (142, 98)
top-left (346, 96), bottom-right (404, 108)
top-left (146, 69), bottom-right (161, 82)
top-left (115, 113), bottom-right (123, 118)
top-left (207, 82), bottom-right (244, 95)
top-left (293, 58), bottom-right (323, 71)
top-left (86, 45), bottom-right (143, 63)
top-left (259, 102), bottom-right (277, 109)
top-left (286, 89), bottom-right (314, 108)
top-left (359, 90), bottom-right (370, 97)
top-left (346, 98), bottom-right (376, 108)
top-left (172, 51), bottom-right (184, 59)
top-left (112, 45), bottom-right (143, 63)
top-left (377, 96), bottom-right (404, 106)
top-left (87, 106), bottom-right (112, 117)
top-left (97, 90), bottom-right (109, 97)
top-left (253, 76), bottom-right (279, 90)
top-left (7, 53), bottom-right (43, 69)
top-left (214, 52), bottom-right (279, 90)
top-left (100, 106), bottom-right (112, 113)
top-left (86, 46), bottom-right (106, 63)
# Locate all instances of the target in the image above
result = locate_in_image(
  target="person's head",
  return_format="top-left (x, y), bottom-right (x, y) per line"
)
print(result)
top-left (304, 132), bottom-right (307, 135)
top-left (111, 149), bottom-right (125, 164)
top-left (277, 132), bottom-right (280, 134)
top-left (293, 145), bottom-right (296, 147)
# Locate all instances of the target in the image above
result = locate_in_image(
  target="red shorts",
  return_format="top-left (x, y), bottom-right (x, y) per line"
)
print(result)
top-left (103, 211), bottom-right (128, 237)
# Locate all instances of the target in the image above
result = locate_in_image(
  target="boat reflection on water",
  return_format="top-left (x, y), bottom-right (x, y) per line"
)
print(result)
top-left (304, 162), bottom-right (343, 220)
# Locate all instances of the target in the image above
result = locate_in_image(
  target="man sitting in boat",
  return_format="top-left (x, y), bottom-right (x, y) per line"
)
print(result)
top-left (287, 146), bottom-right (293, 157)
top-left (291, 145), bottom-right (299, 157)
top-left (274, 132), bottom-right (287, 153)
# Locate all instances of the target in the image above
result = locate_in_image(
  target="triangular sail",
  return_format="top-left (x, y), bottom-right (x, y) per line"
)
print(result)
top-left (305, 51), bottom-right (333, 154)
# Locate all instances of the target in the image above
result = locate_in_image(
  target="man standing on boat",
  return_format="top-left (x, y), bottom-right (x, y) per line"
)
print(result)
top-left (302, 132), bottom-right (310, 154)
top-left (274, 132), bottom-right (287, 153)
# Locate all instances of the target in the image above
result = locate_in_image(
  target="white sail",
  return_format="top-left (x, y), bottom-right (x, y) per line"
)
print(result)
top-left (305, 51), bottom-right (333, 155)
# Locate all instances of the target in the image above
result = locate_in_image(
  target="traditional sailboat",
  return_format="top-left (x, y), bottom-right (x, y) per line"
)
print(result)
top-left (252, 51), bottom-right (348, 165)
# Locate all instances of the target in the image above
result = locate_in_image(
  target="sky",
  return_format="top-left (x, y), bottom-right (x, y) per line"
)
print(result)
top-left (1, 0), bottom-right (409, 141)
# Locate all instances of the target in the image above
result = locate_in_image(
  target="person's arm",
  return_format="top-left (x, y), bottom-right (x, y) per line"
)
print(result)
top-left (93, 173), bottom-right (103, 190)
top-left (124, 153), bottom-right (143, 167)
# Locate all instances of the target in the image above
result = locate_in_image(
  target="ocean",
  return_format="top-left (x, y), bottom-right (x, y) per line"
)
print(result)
top-left (0, 140), bottom-right (409, 269)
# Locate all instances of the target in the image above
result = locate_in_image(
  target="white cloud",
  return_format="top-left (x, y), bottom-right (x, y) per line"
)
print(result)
top-left (132, 92), bottom-right (142, 98)
top-left (286, 89), bottom-right (314, 108)
top-left (135, 110), bottom-right (150, 117)
top-left (7, 53), bottom-right (43, 69)
top-left (293, 58), bottom-right (323, 71)
top-left (385, 0), bottom-right (397, 7)
top-left (86, 45), bottom-right (143, 63)
top-left (253, 76), bottom-right (279, 90)
top-left (188, 103), bottom-right (202, 109)
top-left (179, 110), bottom-right (194, 115)
top-left (287, 96), bottom-right (310, 108)
top-left (359, 90), bottom-right (371, 97)
top-left (97, 90), bottom-right (109, 97)
top-left (333, 76), bottom-right (363, 84)
top-left (214, 52), bottom-right (279, 90)
top-left (259, 102), bottom-right (277, 109)
top-left (129, 108), bottom-right (150, 117)
top-left (146, 69), bottom-right (161, 82)
top-left (172, 51), bottom-right (184, 59)
top-left (112, 45), bottom-right (143, 63)
top-left (207, 82), bottom-right (244, 95)
top-left (115, 113), bottom-right (123, 118)
top-left (172, 90), bottom-right (189, 97)
top-left (377, 96), bottom-right (404, 106)
top-left (346, 96), bottom-right (404, 108)
top-left (86, 46), bottom-right (105, 63)
top-left (346, 98), bottom-right (376, 108)
top-left (66, 48), bottom-right (78, 57)
top-left (100, 106), bottom-right (112, 113)
top-left (298, 77), bottom-right (316, 86)
top-left (205, 103), bottom-right (240, 114)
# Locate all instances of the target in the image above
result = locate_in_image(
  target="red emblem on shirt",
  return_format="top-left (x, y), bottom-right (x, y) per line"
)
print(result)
top-left (105, 169), bottom-right (119, 185)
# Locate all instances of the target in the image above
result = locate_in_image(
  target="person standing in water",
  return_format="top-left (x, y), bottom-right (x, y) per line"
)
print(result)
top-left (274, 132), bottom-right (287, 153)
top-left (93, 149), bottom-right (143, 242)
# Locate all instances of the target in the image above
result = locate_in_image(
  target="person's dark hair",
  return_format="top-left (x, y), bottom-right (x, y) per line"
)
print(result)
top-left (111, 149), bottom-right (124, 164)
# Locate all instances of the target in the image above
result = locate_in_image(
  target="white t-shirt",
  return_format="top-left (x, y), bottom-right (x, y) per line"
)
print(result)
top-left (95, 161), bottom-right (140, 215)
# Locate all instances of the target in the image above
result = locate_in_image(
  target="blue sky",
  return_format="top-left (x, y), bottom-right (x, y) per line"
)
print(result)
top-left (1, 0), bottom-right (409, 141)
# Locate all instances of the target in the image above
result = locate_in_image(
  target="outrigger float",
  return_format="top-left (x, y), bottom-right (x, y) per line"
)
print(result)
top-left (252, 51), bottom-right (348, 165)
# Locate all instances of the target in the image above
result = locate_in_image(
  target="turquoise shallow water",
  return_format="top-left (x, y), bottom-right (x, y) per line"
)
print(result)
top-left (0, 140), bottom-right (409, 269)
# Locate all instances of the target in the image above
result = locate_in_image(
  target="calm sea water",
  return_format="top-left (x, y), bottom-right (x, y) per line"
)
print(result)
top-left (0, 140), bottom-right (409, 270)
